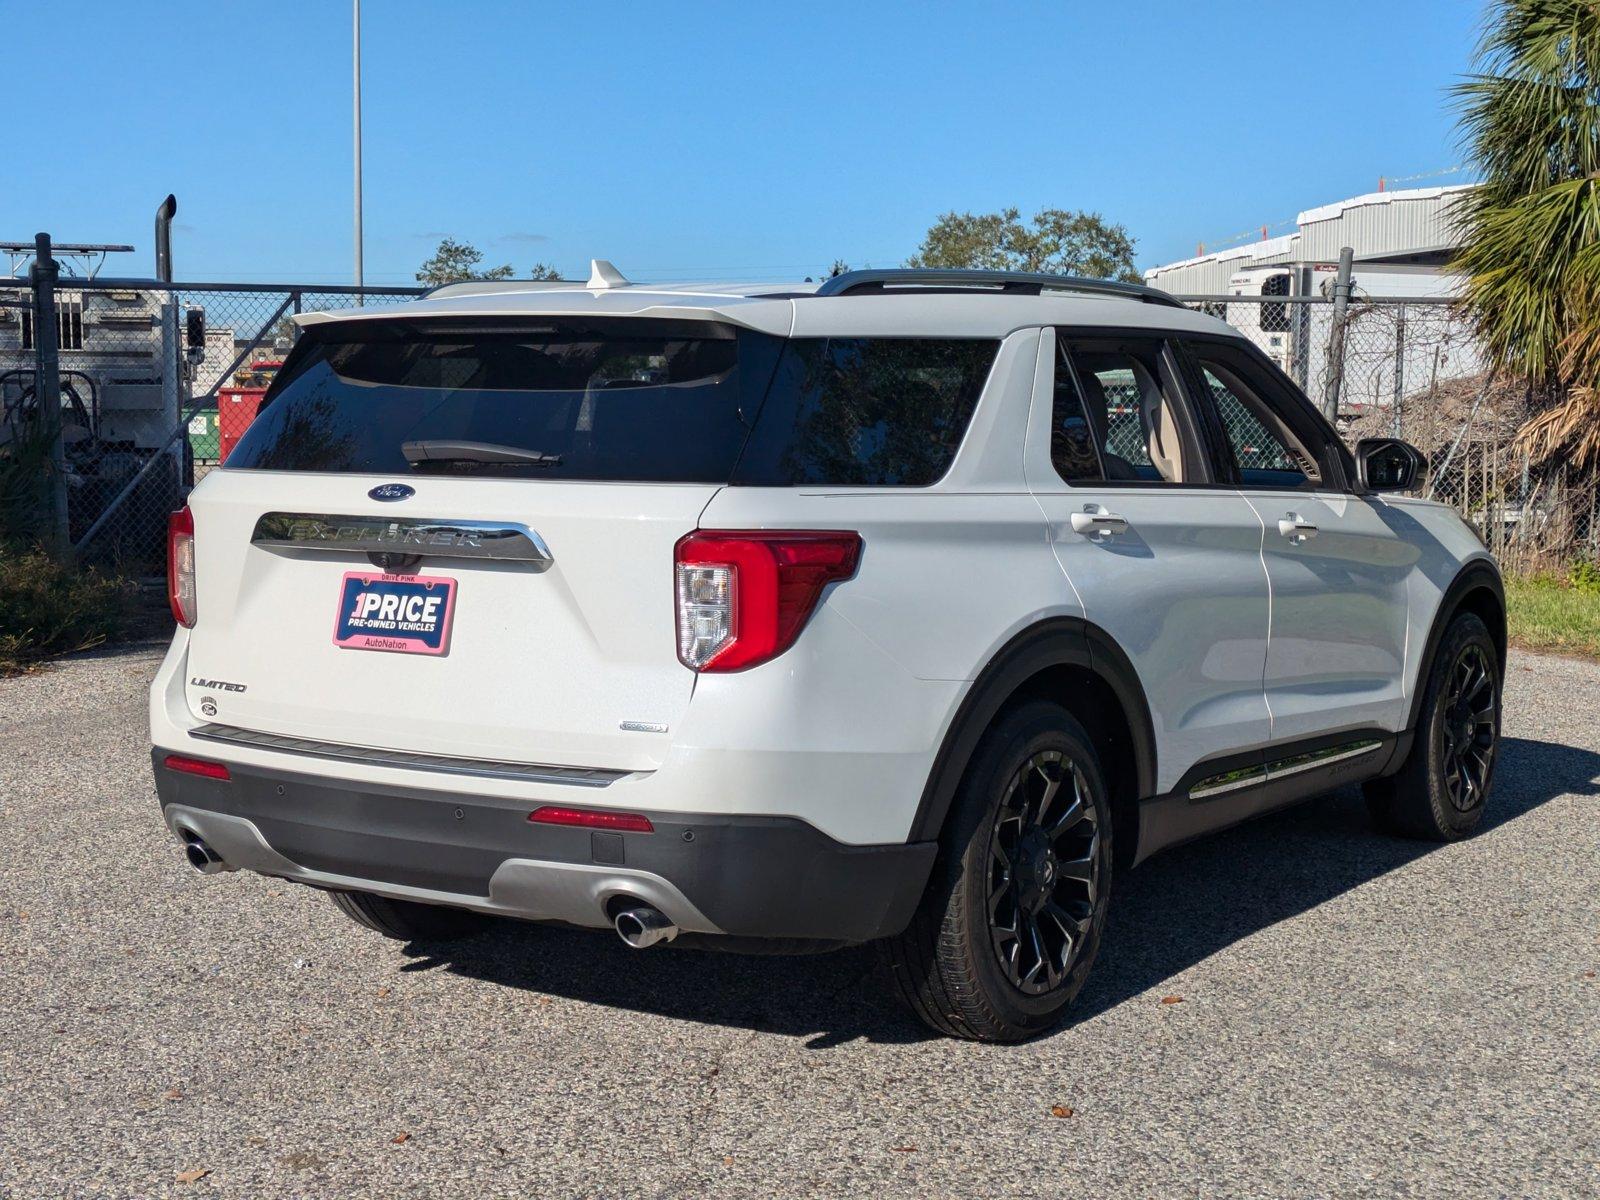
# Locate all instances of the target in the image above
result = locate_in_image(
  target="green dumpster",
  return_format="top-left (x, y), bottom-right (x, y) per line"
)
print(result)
top-left (187, 409), bottom-right (220, 463)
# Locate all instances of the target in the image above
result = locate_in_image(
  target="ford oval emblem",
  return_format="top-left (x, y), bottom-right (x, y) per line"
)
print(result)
top-left (369, 483), bottom-right (415, 502)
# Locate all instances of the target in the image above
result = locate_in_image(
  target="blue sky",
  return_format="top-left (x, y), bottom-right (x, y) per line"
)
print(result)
top-left (8, 1), bottom-right (1485, 285)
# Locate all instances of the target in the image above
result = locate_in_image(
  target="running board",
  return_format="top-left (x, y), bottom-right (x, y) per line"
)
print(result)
top-left (1189, 738), bottom-right (1385, 801)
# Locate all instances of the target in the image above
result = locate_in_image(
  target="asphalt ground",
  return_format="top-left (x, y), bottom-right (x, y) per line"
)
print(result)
top-left (1, 643), bottom-right (1597, 1198)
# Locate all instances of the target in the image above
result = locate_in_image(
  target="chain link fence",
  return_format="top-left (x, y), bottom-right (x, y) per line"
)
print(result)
top-left (1, 274), bottom-right (423, 569)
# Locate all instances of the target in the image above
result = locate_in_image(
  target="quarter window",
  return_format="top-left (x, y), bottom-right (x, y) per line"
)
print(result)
top-left (733, 337), bottom-right (996, 487)
top-left (1049, 343), bottom-right (1103, 483)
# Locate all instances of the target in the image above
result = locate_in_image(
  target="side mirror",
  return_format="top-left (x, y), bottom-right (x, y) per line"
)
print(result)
top-left (1355, 437), bottom-right (1426, 493)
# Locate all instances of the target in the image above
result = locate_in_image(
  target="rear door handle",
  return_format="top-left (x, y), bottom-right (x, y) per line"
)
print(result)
top-left (1070, 507), bottom-right (1129, 537)
top-left (1277, 513), bottom-right (1319, 543)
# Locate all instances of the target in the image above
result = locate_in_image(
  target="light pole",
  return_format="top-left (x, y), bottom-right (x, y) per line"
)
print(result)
top-left (353, 0), bottom-right (364, 298)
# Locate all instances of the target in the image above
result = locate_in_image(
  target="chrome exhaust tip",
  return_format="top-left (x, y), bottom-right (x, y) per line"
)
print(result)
top-left (614, 905), bottom-right (678, 949)
top-left (182, 835), bottom-right (230, 875)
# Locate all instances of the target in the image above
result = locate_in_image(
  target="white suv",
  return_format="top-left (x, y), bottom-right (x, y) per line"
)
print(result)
top-left (151, 265), bottom-right (1504, 1042)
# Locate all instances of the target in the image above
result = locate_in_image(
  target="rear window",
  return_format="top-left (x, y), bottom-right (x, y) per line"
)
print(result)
top-left (229, 319), bottom-right (996, 486)
top-left (227, 318), bottom-right (777, 482)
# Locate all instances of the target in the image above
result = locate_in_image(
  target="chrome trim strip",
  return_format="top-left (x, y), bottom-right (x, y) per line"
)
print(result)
top-left (1266, 738), bottom-right (1384, 782)
top-left (188, 723), bottom-right (626, 787)
top-left (250, 513), bottom-right (552, 567)
top-left (1189, 738), bottom-right (1384, 801)
top-left (1188, 763), bottom-right (1269, 800)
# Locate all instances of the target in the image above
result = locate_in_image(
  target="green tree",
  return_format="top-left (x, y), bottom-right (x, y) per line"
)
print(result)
top-left (416, 238), bottom-right (515, 286)
top-left (1454, 0), bottom-right (1600, 468)
top-left (906, 207), bottom-right (1139, 282)
top-left (527, 262), bottom-right (563, 281)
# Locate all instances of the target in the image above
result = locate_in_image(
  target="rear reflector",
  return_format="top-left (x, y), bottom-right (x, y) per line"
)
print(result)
top-left (162, 754), bottom-right (230, 781)
top-left (527, 805), bottom-right (654, 833)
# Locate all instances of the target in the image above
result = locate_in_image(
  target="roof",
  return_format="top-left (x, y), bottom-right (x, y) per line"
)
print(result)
top-left (295, 265), bottom-right (1237, 341)
top-left (1296, 184), bottom-right (1474, 262)
top-left (1295, 184), bottom-right (1474, 226)
top-left (1143, 233), bottom-right (1300, 279)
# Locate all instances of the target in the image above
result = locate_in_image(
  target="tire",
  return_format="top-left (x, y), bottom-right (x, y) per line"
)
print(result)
top-left (880, 700), bottom-right (1113, 1042)
top-left (1364, 611), bottom-right (1501, 841)
top-left (327, 890), bottom-right (489, 941)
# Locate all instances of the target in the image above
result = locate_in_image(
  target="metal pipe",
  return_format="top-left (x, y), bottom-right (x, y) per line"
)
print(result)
top-left (1321, 245), bottom-right (1355, 423)
top-left (182, 836), bottom-right (231, 875)
top-left (614, 906), bottom-right (679, 949)
top-left (30, 233), bottom-right (70, 555)
top-left (353, 0), bottom-right (364, 300)
top-left (154, 194), bottom-right (177, 282)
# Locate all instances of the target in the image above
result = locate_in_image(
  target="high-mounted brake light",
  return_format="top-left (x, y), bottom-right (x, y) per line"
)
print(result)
top-left (163, 754), bottom-right (230, 781)
top-left (167, 505), bottom-right (196, 628)
top-left (674, 530), bottom-right (862, 672)
top-left (528, 806), bottom-right (654, 833)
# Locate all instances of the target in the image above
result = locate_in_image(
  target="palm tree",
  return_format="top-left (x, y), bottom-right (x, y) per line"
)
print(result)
top-left (1454, 0), bottom-right (1600, 469)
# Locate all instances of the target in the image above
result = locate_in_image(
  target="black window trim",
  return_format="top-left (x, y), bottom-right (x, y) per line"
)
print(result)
top-left (1048, 328), bottom-right (1220, 490)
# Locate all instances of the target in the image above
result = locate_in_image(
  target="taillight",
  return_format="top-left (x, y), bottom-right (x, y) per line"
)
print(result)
top-left (674, 530), bottom-right (861, 672)
top-left (167, 505), bottom-right (196, 628)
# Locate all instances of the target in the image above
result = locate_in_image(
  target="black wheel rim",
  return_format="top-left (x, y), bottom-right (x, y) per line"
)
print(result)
top-left (1442, 644), bottom-right (1497, 812)
top-left (986, 749), bottom-right (1101, 996)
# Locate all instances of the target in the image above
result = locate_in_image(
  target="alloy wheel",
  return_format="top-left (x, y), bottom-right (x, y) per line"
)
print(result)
top-left (1442, 643), bottom-right (1497, 812)
top-left (986, 749), bottom-right (1101, 996)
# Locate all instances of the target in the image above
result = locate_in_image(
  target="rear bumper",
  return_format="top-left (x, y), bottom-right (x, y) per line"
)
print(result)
top-left (153, 752), bottom-right (936, 943)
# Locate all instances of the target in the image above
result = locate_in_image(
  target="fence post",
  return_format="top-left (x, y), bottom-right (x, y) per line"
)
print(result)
top-left (1392, 304), bottom-right (1406, 438)
top-left (30, 233), bottom-right (71, 556)
top-left (1321, 245), bottom-right (1355, 423)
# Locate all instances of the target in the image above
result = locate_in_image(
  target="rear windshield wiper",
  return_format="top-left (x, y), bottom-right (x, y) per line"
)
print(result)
top-left (401, 440), bottom-right (563, 468)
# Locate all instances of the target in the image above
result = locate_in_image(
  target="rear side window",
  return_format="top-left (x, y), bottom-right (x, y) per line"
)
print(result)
top-left (732, 338), bottom-right (997, 486)
top-left (227, 318), bottom-right (782, 482)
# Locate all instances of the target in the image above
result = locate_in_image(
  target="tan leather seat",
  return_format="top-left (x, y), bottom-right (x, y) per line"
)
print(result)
top-left (1134, 365), bottom-right (1184, 483)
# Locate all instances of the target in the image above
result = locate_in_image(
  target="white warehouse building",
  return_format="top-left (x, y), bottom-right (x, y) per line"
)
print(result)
top-left (1144, 186), bottom-right (1484, 409)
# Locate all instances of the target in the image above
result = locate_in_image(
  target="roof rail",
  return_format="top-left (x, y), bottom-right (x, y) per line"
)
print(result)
top-left (812, 268), bottom-right (1185, 308)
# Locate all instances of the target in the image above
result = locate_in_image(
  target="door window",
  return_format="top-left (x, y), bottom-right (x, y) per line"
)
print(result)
top-left (1053, 337), bottom-right (1199, 485)
top-left (1188, 353), bottom-right (1322, 489)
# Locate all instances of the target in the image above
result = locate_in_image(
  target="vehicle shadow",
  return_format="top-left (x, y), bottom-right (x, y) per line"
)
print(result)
top-left (400, 735), bottom-right (1598, 1048)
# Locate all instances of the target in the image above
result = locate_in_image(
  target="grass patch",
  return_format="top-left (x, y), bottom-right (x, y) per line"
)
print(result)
top-left (0, 543), bottom-right (140, 674)
top-left (1505, 573), bottom-right (1600, 659)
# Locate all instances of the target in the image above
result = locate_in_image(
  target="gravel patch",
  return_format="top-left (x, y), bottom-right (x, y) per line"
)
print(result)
top-left (1, 643), bottom-right (1597, 1198)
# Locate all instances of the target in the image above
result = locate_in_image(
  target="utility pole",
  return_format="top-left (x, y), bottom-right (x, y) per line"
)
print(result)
top-left (31, 233), bottom-right (70, 556)
top-left (353, 0), bottom-right (364, 301)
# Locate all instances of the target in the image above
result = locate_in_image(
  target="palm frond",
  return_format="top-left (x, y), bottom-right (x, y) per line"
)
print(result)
top-left (1515, 384), bottom-right (1600, 468)
top-left (1457, 0), bottom-right (1600, 411)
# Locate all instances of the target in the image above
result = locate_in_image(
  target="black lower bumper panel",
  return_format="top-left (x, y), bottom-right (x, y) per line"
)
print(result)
top-left (153, 751), bottom-right (936, 943)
